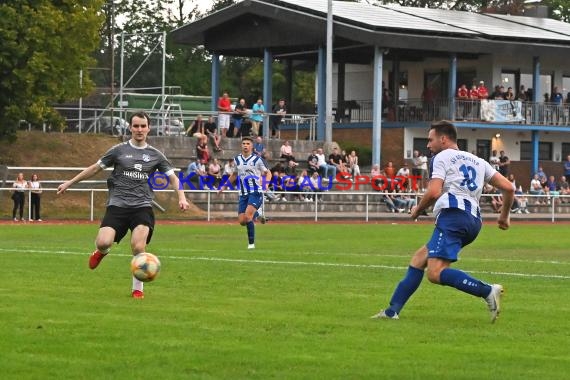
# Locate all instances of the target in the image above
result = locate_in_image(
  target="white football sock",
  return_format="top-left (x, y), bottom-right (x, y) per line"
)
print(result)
top-left (132, 276), bottom-right (144, 292)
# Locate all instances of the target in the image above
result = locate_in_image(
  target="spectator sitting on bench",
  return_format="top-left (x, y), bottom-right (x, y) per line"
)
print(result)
top-left (279, 140), bottom-right (299, 168)
top-left (254, 136), bottom-right (270, 160)
top-left (307, 149), bottom-right (321, 175)
top-left (204, 116), bottom-right (222, 152)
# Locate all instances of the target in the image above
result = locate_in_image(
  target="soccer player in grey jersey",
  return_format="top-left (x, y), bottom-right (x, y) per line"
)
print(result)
top-left (220, 137), bottom-right (271, 249)
top-left (58, 111), bottom-right (190, 298)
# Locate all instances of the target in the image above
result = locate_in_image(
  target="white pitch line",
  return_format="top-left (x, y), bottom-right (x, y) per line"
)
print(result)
top-left (293, 251), bottom-right (570, 265)
top-left (1, 248), bottom-right (569, 280)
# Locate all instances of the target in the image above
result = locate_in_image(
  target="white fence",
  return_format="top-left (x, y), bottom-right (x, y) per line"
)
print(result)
top-left (2, 187), bottom-right (570, 223)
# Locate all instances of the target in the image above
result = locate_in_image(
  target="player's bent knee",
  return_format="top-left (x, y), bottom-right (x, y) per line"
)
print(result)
top-left (426, 269), bottom-right (442, 284)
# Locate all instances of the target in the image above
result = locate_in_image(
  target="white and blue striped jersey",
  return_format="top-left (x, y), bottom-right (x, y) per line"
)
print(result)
top-left (430, 149), bottom-right (497, 219)
top-left (234, 153), bottom-right (268, 196)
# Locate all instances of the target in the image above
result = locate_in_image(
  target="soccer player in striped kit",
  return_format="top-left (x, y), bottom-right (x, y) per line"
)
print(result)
top-left (220, 136), bottom-right (271, 249)
top-left (372, 121), bottom-right (514, 323)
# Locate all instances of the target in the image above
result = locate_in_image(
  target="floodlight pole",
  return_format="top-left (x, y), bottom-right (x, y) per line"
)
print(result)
top-left (110, 0), bottom-right (115, 126)
top-left (325, 0), bottom-right (333, 143)
top-left (119, 31), bottom-right (125, 122)
top-left (162, 31), bottom-right (166, 124)
top-left (79, 69), bottom-right (83, 133)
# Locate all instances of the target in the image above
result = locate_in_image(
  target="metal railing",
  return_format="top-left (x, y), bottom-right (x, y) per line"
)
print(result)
top-left (3, 186), bottom-right (570, 223)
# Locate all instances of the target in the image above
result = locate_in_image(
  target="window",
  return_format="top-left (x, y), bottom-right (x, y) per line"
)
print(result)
top-left (413, 138), bottom-right (429, 157)
top-left (413, 138), bottom-right (467, 156)
top-left (477, 139), bottom-right (491, 160)
top-left (562, 143), bottom-right (570, 160)
top-left (520, 141), bottom-right (552, 160)
top-left (458, 139), bottom-right (468, 152)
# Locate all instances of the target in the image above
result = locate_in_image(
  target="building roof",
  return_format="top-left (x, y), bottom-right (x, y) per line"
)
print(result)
top-left (170, 0), bottom-right (570, 62)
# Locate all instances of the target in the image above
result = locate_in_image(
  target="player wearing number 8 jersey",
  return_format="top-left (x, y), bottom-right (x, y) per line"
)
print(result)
top-left (371, 121), bottom-right (514, 323)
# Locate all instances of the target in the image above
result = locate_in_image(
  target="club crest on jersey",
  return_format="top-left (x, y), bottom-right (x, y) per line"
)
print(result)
top-left (134, 163), bottom-right (143, 171)
top-left (142, 154), bottom-right (151, 162)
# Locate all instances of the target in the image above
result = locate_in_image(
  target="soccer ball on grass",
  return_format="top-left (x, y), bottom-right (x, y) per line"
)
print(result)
top-left (131, 252), bottom-right (161, 282)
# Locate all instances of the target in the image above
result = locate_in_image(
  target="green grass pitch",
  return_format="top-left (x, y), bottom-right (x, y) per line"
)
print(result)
top-left (0, 222), bottom-right (569, 379)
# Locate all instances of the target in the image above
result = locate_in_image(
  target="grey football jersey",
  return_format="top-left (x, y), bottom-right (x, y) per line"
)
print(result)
top-left (97, 141), bottom-right (174, 208)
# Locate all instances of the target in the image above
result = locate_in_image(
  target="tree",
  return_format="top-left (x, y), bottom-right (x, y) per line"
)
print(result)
top-left (543, 0), bottom-right (570, 22)
top-left (0, 0), bottom-right (103, 139)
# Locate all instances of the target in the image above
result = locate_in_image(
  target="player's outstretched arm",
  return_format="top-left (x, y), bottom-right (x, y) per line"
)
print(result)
top-left (489, 173), bottom-right (515, 230)
top-left (219, 172), bottom-right (237, 194)
top-left (168, 172), bottom-right (190, 211)
top-left (57, 163), bottom-right (102, 195)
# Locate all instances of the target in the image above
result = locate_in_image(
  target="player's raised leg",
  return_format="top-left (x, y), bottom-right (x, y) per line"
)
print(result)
top-left (90, 226), bottom-right (115, 269)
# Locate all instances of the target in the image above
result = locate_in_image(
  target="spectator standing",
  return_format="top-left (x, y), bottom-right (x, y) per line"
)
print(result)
top-left (270, 99), bottom-right (287, 138)
top-left (29, 173), bottom-right (42, 222)
top-left (456, 84), bottom-right (469, 119)
top-left (250, 98), bottom-right (265, 137)
top-left (11, 172), bottom-right (28, 222)
top-left (498, 150), bottom-right (510, 177)
top-left (517, 85), bottom-right (528, 101)
top-left (477, 80), bottom-right (489, 99)
top-left (218, 91), bottom-right (232, 137)
top-left (232, 98), bottom-right (248, 137)
top-left (505, 87), bottom-right (515, 101)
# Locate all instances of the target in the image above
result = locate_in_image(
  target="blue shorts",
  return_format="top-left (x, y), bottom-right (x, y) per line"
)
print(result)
top-left (238, 192), bottom-right (263, 214)
top-left (426, 208), bottom-right (481, 262)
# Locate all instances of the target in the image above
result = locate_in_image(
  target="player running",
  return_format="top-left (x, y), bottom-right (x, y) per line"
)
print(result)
top-left (220, 136), bottom-right (271, 249)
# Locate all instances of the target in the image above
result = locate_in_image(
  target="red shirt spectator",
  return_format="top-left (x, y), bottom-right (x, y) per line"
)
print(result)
top-left (457, 84), bottom-right (468, 99)
top-left (469, 85), bottom-right (479, 99)
top-left (477, 81), bottom-right (489, 99)
top-left (218, 94), bottom-right (231, 112)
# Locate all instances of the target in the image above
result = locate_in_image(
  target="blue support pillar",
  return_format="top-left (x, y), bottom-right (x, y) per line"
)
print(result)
top-left (372, 47), bottom-right (384, 166)
top-left (449, 54), bottom-right (457, 120)
top-left (211, 54), bottom-right (220, 113)
top-left (317, 46), bottom-right (326, 141)
top-left (263, 49), bottom-right (273, 138)
top-left (532, 57), bottom-right (540, 173)
top-left (531, 130), bottom-right (539, 175)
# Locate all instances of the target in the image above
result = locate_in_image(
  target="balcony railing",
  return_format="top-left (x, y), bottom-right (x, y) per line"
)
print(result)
top-left (333, 98), bottom-right (570, 126)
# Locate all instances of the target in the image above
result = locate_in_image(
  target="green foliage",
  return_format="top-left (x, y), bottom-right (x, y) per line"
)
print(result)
top-left (544, 0), bottom-right (570, 22)
top-left (338, 141), bottom-right (373, 166)
top-left (0, 0), bottom-right (102, 140)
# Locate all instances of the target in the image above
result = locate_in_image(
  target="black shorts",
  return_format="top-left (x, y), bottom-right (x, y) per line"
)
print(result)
top-left (100, 206), bottom-right (155, 244)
